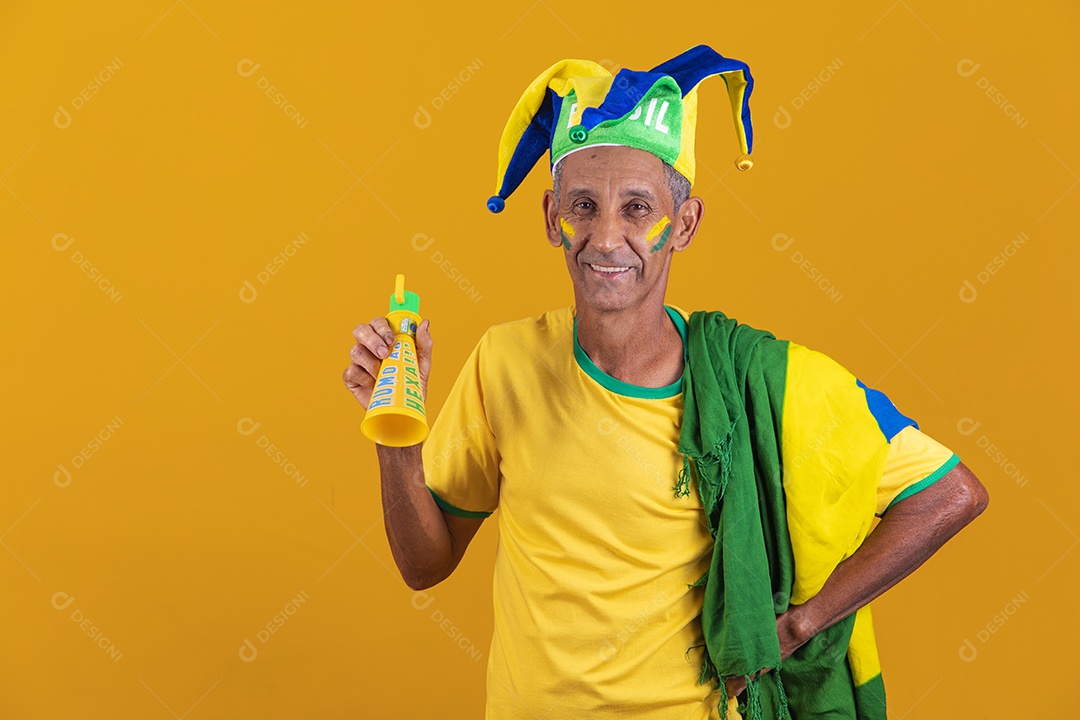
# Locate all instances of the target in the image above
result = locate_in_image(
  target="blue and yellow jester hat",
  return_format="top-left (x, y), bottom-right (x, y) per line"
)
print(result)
top-left (486, 44), bottom-right (755, 213)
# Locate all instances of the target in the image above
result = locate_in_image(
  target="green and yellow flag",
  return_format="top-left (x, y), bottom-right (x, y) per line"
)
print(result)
top-left (679, 310), bottom-right (960, 720)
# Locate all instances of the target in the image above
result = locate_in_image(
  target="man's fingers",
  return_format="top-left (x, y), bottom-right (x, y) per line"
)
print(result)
top-left (414, 319), bottom-right (433, 399)
top-left (353, 318), bottom-right (395, 359)
top-left (350, 343), bottom-right (381, 377)
top-left (371, 317), bottom-right (395, 347)
top-left (348, 316), bottom-right (429, 404)
top-left (342, 363), bottom-right (369, 391)
top-left (415, 318), bottom-right (432, 358)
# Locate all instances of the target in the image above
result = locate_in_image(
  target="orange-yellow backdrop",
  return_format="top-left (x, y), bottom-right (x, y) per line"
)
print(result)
top-left (3, 1), bottom-right (1076, 717)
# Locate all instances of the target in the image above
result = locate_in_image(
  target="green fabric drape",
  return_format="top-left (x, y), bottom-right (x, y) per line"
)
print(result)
top-left (677, 310), bottom-right (885, 720)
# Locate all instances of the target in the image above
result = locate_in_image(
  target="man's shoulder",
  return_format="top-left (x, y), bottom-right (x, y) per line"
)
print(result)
top-left (478, 305), bottom-right (574, 351)
top-left (685, 307), bottom-right (787, 355)
top-left (682, 309), bottom-right (867, 383)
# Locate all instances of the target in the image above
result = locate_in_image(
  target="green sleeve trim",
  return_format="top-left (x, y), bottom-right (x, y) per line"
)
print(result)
top-left (883, 452), bottom-right (961, 513)
top-left (572, 305), bottom-right (686, 399)
top-left (428, 486), bottom-right (492, 518)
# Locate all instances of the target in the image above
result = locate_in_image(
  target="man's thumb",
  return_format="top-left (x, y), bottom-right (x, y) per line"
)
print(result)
top-left (415, 318), bottom-right (432, 362)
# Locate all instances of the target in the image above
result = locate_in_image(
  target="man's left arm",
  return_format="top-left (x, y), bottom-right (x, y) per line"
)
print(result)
top-left (726, 461), bottom-right (989, 695)
top-left (778, 460), bottom-right (988, 652)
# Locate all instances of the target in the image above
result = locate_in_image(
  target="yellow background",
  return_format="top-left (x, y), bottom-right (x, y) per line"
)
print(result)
top-left (3, 1), bottom-right (1076, 717)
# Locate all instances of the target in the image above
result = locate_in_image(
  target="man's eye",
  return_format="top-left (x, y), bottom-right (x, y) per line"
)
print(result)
top-left (574, 201), bottom-right (594, 211)
top-left (627, 203), bottom-right (649, 213)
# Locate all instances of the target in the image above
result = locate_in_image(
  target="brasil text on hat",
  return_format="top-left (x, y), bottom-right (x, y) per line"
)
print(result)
top-left (486, 44), bottom-right (755, 213)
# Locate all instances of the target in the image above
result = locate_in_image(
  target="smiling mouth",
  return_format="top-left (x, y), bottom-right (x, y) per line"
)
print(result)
top-left (585, 262), bottom-right (633, 276)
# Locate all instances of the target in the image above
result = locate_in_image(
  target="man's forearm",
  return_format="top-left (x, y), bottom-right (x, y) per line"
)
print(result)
top-left (784, 461), bottom-right (989, 651)
top-left (377, 443), bottom-right (454, 590)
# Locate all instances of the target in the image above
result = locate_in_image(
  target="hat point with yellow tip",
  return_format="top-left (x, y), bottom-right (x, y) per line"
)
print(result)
top-left (486, 44), bottom-right (755, 213)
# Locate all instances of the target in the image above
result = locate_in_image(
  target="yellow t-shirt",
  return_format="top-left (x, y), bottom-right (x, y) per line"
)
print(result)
top-left (422, 304), bottom-right (958, 719)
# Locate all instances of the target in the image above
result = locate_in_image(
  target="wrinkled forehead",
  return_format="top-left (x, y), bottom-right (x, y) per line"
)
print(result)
top-left (554, 145), bottom-right (668, 194)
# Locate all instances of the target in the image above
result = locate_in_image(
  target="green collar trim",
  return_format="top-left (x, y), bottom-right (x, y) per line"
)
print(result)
top-left (572, 305), bottom-right (687, 399)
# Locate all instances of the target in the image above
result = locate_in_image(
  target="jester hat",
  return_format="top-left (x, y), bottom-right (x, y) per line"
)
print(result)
top-left (486, 44), bottom-right (755, 213)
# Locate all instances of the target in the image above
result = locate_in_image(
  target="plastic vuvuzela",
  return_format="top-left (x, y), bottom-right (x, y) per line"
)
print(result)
top-left (360, 274), bottom-right (429, 447)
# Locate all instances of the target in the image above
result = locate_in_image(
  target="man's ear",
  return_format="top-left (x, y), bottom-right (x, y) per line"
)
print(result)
top-left (670, 196), bottom-right (704, 252)
top-left (542, 189), bottom-right (562, 248)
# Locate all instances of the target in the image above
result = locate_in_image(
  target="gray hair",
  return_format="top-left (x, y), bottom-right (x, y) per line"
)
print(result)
top-left (552, 156), bottom-right (691, 215)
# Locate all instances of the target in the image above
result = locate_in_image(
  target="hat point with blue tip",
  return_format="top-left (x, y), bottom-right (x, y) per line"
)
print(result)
top-left (486, 45), bottom-right (756, 213)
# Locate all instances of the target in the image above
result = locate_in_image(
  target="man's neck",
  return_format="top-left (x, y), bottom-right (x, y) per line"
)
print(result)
top-left (575, 301), bottom-right (684, 388)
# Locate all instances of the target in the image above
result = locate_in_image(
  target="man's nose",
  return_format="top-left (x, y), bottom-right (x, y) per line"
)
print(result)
top-left (590, 211), bottom-right (627, 254)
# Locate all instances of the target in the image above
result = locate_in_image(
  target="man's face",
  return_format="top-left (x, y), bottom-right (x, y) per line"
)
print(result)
top-left (542, 145), bottom-right (701, 315)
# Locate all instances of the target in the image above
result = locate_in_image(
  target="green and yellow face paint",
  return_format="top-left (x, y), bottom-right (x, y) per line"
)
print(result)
top-left (644, 216), bottom-right (672, 253)
top-left (558, 217), bottom-right (576, 249)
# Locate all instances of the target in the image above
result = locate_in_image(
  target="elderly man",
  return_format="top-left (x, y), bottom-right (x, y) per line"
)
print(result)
top-left (343, 45), bottom-right (988, 720)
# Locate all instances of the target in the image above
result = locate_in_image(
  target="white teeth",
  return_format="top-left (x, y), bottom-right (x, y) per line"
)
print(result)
top-left (589, 263), bottom-right (629, 273)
